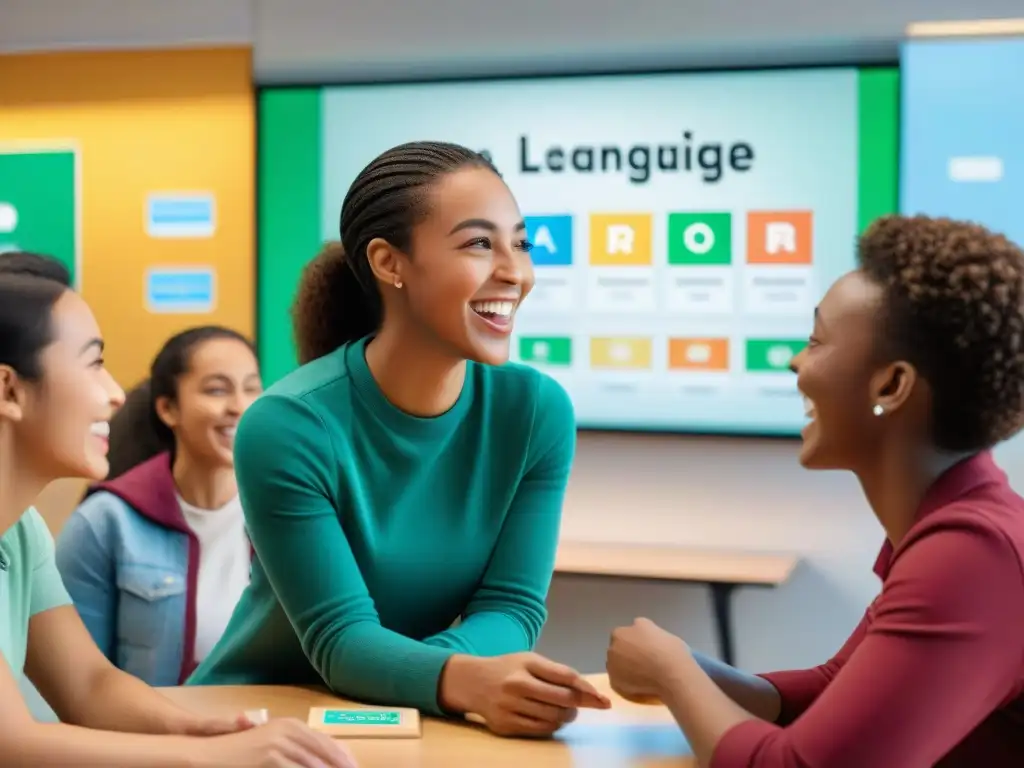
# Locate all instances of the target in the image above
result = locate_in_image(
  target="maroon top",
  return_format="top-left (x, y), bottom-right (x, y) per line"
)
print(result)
top-left (89, 453), bottom-right (254, 684)
top-left (88, 453), bottom-right (203, 683)
top-left (712, 451), bottom-right (1024, 767)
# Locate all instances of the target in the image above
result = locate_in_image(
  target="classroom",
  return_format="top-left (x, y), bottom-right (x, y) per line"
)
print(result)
top-left (1, 3), bottom-right (1023, 766)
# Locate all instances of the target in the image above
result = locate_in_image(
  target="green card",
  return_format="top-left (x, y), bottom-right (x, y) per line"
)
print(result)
top-left (321, 710), bottom-right (401, 726)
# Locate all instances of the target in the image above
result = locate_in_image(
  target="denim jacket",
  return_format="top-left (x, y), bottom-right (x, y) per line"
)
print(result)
top-left (55, 454), bottom-right (199, 686)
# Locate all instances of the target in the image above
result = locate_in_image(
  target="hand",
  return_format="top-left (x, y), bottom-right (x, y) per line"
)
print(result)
top-left (189, 718), bottom-right (357, 768)
top-left (607, 618), bottom-right (689, 704)
top-left (442, 652), bottom-right (611, 738)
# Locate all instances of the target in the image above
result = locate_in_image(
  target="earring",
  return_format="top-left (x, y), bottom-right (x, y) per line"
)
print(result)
top-left (394, 279), bottom-right (403, 289)
top-left (872, 404), bottom-right (884, 417)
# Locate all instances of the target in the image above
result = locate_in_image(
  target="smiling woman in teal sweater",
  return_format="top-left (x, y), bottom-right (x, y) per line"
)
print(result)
top-left (189, 141), bottom-right (607, 736)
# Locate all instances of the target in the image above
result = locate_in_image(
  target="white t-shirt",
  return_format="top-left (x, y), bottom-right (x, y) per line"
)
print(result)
top-left (177, 494), bottom-right (251, 662)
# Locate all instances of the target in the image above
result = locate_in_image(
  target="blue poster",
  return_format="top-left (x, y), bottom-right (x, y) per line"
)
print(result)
top-left (145, 267), bottom-right (216, 314)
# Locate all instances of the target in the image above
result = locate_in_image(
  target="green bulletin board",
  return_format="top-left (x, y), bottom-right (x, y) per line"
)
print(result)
top-left (0, 147), bottom-right (79, 285)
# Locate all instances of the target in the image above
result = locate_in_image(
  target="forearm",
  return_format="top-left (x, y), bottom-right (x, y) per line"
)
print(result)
top-left (1, 722), bottom-right (196, 768)
top-left (690, 650), bottom-right (782, 722)
top-left (311, 622), bottom-right (455, 715)
top-left (657, 653), bottom-right (759, 767)
top-left (66, 666), bottom-right (200, 735)
top-left (426, 611), bottom-right (533, 656)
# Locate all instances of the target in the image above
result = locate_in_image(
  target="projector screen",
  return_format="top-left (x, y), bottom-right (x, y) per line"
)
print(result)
top-left (257, 67), bottom-right (898, 436)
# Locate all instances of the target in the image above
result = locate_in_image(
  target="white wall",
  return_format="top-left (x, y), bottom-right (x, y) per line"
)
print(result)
top-left (538, 433), bottom-right (882, 672)
top-left (5, 0), bottom-right (1024, 82)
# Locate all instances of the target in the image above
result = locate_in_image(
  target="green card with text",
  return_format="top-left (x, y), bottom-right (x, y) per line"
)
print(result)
top-left (321, 710), bottom-right (401, 726)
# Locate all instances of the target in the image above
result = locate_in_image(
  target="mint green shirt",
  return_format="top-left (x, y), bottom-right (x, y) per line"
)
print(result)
top-left (1, 507), bottom-right (72, 676)
top-left (189, 337), bottom-right (576, 714)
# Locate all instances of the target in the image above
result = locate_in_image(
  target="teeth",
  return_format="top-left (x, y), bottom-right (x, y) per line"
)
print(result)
top-left (803, 396), bottom-right (816, 419)
top-left (217, 427), bottom-right (237, 437)
top-left (90, 421), bottom-right (110, 438)
top-left (471, 300), bottom-right (515, 318)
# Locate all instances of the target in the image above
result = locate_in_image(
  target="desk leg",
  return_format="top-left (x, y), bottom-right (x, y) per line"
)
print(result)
top-left (709, 583), bottom-right (736, 666)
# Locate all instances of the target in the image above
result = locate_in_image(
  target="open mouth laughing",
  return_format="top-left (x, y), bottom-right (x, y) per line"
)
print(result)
top-left (470, 299), bottom-right (517, 334)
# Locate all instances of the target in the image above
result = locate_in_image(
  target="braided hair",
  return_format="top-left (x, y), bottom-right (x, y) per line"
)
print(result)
top-left (291, 141), bottom-right (498, 365)
top-left (858, 215), bottom-right (1024, 452)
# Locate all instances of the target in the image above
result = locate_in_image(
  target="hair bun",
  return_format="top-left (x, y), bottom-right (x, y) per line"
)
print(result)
top-left (292, 241), bottom-right (369, 364)
top-left (321, 240), bottom-right (346, 262)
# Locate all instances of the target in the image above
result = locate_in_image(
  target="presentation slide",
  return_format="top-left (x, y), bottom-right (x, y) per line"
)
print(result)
top-left (260, 67), bottom-right (897, 435)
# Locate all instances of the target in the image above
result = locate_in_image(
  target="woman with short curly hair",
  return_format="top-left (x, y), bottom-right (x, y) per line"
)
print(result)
top-left (605, 215), bottom-right (1024, 767)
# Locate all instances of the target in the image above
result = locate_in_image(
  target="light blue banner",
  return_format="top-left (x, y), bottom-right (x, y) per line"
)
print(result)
top-left (901, 37), bottom-right (1024, 246)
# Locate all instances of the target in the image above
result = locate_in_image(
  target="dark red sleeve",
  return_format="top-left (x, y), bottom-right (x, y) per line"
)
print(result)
top-left (757, 613), bottom-right (867, 725)
top-left (711, 515), bottom-right (1024, 768)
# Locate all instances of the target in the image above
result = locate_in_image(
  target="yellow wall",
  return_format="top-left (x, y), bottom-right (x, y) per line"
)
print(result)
top-left (0, 47), bottom-right (255, 389)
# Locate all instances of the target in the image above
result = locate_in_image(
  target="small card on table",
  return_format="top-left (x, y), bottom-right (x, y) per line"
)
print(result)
top-left (307, 707), bottom-right (422, 738)
top-left (244, 708), bottom-right (269, 725)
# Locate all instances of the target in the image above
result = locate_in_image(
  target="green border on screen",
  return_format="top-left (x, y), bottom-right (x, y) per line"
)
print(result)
top-left (857, 68), bottom-right (900, 233)
top-left (257, 88), bottom-right (322, 385)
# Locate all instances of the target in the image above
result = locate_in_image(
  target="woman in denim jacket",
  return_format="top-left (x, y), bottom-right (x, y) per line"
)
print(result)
top-left (56, 326), bottom-right (262, 686)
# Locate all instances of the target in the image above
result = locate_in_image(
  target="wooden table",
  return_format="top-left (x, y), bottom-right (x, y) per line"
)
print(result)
top-left (161, 674), bottom-right (695, 767)
top-left (555, 542), bottom-right (798, 666)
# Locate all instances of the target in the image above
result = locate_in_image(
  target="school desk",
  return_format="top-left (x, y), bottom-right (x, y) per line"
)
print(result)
top-left (161, 673), bottom-right (696, 767)
top-left (555, 541), bottom-right (799, 666)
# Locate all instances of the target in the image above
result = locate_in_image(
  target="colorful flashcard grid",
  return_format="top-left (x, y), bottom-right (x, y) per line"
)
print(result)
top-left (516, 211), bottom-right (813, 376)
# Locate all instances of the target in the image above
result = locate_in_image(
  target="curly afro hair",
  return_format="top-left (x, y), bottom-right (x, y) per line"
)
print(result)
top-left (858, 214), bottom-right (1024, 452)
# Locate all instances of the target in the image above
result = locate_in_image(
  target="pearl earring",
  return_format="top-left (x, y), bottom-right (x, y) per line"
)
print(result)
top-left (394, 279), bottom-right (403, 289)
top-left (872, 404), bottom-right (884, 416)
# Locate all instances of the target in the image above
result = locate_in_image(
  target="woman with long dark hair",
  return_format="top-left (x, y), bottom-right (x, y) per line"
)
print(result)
top-left (57, 326), bottom-right (263, 686)
top-left (0, 275), bottom-right (353, 767)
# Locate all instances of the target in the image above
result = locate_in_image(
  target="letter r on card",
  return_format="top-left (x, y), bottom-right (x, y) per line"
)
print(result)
top-left (589, 214), bottom-right (653, 266)
top-left (746, 211), bottom-right (813, 265)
